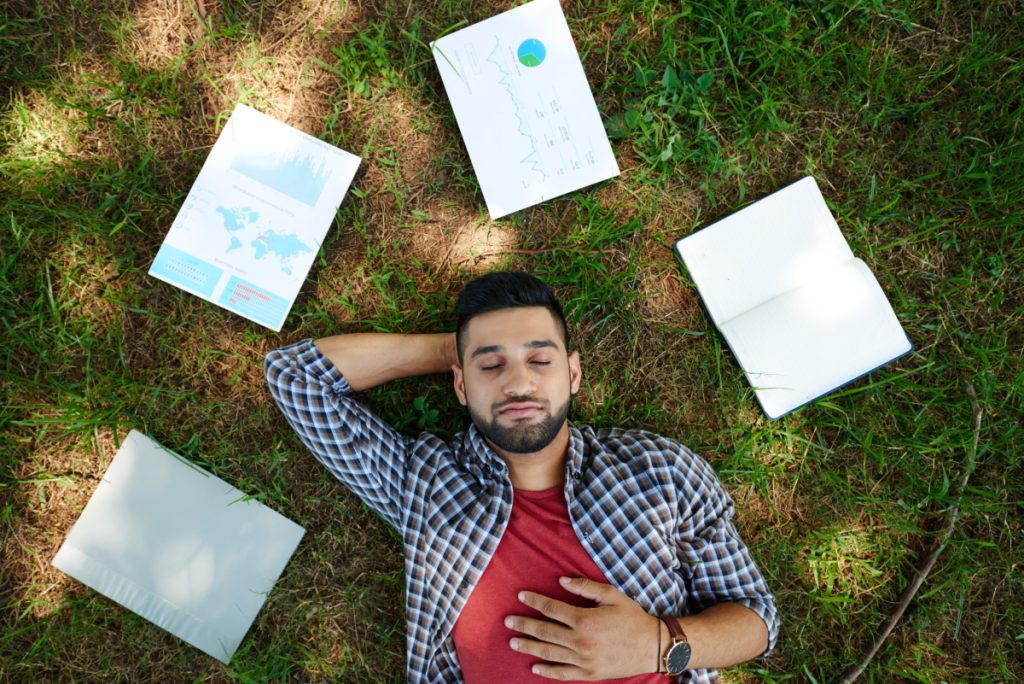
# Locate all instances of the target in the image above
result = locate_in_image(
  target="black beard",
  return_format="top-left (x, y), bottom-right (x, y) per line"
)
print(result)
top-left (469, 397), bottom-right (570, 454)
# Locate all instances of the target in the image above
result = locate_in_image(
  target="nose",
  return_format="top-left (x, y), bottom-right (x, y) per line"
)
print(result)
top-left (502, 360), bottom-right (535, 398)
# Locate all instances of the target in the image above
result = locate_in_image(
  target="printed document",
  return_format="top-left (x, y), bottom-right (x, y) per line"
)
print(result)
top-left (149, 104), bottom-right (360, 330)
top-left (432, 0), bottom-right (619, 218)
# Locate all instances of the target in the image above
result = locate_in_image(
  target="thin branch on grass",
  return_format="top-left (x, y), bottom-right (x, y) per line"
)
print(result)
top-left (438, 220), bottom-right (477, 271)
top-left (264, 5), bottom-right (326, 53)
top-left (839, 382), bottom-right (983, 684)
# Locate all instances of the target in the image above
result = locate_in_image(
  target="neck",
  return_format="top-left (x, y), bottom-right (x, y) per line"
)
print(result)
top-left (488, 422), bottom-right (570, 491)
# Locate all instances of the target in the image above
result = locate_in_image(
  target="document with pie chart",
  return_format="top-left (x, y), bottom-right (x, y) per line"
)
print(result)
top-left (432, 0), bottom-right (619, 218)
top-left (149, 104), bottom-right (360, 331)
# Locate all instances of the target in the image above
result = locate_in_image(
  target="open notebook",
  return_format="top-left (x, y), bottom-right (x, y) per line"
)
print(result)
top-left (674, 176), bottom-right (912, 419)
top-left (53, 430), bottom-right (305, 663)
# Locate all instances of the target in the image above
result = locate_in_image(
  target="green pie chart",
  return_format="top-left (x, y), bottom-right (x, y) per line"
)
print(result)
top-left (517, 39), bottom-right (546, 67)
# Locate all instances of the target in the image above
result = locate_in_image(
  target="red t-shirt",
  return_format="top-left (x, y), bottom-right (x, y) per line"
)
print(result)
top-left (451, 485), bottom-right (671, 683)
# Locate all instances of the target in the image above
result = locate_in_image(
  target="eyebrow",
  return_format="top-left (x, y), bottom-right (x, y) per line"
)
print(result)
top-left (470, 339), bottom-right (559, 358)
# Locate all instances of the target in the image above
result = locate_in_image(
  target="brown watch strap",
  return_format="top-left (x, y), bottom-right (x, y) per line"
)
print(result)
top-left (663, 616), bottom-right (687, 641)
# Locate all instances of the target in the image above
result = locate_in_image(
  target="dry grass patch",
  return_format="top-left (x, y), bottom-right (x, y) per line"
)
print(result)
top-left (730, 479), bottom-right (809, 541)
top-left (127, 0), bottom-right (204, 69)
top-left (1, 430), bottom-right (114, 622)
top-left (353, 91), bottom-right (464, 226)
top-left (373, 90), bottom-right (453, 199)
top-left (437, 216), bottom-right (519, 274)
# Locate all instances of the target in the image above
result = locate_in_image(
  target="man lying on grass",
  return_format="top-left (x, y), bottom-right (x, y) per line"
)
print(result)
top-left (265, 271), bottom-right (777, 683)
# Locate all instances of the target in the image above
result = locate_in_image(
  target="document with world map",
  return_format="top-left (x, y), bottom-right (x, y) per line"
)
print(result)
top-left (149, 104), bottom-right (360, 330)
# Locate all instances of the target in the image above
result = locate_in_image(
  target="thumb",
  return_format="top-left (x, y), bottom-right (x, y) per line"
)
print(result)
top-left (559, 576), bottom-right (621, 605)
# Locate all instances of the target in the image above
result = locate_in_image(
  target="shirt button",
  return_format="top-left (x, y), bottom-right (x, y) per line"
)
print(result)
top-left (572, 470), bottom-right (581, 481)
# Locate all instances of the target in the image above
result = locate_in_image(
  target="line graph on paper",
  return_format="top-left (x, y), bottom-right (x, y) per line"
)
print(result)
top-left (431, 0), bottom-right (619, 218)
top-left (486, 36), bottom-right (548, 183)
top-left (483, 35), bottom-right (607, 192)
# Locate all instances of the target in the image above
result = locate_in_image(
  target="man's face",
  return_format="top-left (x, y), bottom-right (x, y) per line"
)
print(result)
top-left (453, 307), bottom-right (581, 455)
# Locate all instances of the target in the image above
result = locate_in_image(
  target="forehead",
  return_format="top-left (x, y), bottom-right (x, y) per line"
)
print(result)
top-left (463, 307), bottom-right (564, 351)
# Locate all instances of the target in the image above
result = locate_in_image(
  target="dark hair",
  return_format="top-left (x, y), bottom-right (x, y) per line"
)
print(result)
top-left (455, 272), bottom-right (568, 362)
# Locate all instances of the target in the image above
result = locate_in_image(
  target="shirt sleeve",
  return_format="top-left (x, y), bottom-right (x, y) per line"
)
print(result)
top-left (264, 338), bottom-right (410, 531)
top-left (674, 446), bottom-right (780, 654)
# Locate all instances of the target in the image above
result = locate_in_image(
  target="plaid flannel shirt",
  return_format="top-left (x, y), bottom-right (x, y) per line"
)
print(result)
top-left (265, 339), bottom-right (778, 683)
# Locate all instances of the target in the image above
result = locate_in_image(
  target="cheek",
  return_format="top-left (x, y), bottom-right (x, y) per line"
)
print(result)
top-left (462, 375), bottom-right (491, 408)
top-left (545, 371), bottom-right (573, 401)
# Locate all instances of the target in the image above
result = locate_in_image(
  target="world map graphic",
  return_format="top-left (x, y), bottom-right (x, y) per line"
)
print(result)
top-left (216, 205), bottom-right (313, 275)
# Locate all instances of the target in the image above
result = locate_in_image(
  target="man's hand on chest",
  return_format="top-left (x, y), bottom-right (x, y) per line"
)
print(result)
top-left (504, 576), bottom-right (660, 680)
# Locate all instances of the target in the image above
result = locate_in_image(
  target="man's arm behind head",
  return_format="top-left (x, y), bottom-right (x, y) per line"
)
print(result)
top-left (314, 332), bottom-right (457, 391)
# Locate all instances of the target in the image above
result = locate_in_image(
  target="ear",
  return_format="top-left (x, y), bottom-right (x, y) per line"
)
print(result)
top-left (568, 350), bottom-right (582, 396)
top-left (452, 363), bottom-right (468, 406)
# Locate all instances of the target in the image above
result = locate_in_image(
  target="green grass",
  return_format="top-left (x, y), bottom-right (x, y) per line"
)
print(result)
top-left (2, 0), bottom-right (1022, 681)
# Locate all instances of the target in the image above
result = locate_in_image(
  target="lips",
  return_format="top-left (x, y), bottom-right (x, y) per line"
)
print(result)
top-left (497, 402), bottom-right (543, 418)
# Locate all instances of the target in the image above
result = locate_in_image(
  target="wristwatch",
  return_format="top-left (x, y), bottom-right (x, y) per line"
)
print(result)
top-left (661, 616), bottom-right (692, 675)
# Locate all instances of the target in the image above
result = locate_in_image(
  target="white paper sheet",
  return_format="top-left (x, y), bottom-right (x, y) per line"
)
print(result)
top-left (149, 104), bottom-right (360, 331)
top-left (432, 0), bottom-right (619, 218)
top-left (53, 430), bottom-right (305, 663)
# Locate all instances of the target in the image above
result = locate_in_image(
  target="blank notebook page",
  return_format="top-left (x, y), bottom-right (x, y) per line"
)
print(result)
top-left (676, 176), bottom-right (854, 324)
top-left (719, 259), bottom-right (912, 419)
top-left (53, 430), bottom-right (305, 663)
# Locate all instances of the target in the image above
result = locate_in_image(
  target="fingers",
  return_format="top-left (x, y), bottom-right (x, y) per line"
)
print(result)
top-left (530, 662), bottom-right (591, 681)
top-left (517, 590), bottom-right (578, 625)
top-left (505, 614), bottom-right (575, 648)
top-left (557, 576), bottom-right (618, 604)
top-left (508, 635), bottom-right (579, 666)
top-left (509, 584), bottom-right (648, 680)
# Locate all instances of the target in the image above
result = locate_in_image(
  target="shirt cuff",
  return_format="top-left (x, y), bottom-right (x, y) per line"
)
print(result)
top-left (270, 338), bottom-right (353, 396)
top-left (731, 596), bottom-right (780, 655)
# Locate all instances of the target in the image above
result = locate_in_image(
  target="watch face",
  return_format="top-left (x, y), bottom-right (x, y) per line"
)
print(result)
top-left (666, 641), bottom-right (692, 673)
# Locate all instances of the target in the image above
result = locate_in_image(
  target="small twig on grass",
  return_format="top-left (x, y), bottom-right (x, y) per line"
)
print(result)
top-left (188, 0), bottom-right (212, 36)
top-left (438, 220), bottom-right (476, 272)
top-left (265, 4), bottom-right (325, 53)
top-left (839, 382), bottom-right (983, 683)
